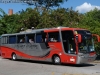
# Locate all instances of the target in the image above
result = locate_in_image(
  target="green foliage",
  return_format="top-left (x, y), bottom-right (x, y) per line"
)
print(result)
top-left (18, 8), bottom-right (40, 29)
top-left (0, 8), bottom-right (7, 18)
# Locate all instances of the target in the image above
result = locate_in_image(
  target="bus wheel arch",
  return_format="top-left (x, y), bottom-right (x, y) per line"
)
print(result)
top-left (52, 54), bottom-right (61, 64)
top-left (11, 52), bottom-right (17, 61)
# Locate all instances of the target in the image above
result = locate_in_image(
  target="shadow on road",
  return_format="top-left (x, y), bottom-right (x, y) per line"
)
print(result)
top-left (62, 63), bottom-right (95, 67)
top-left (8, 58), bottom-right (95, 67)
top-left (12, 59), bottom-right (54, 65)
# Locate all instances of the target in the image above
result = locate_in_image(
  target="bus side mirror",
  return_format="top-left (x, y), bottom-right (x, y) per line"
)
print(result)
top-left (75, 34), bottom-right (82, 43)
top-left (92, 34), bottom-right (100, 43)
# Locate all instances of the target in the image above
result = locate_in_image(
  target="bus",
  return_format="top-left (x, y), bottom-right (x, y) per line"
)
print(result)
top-left (0, 27), bottom-right (99, 64)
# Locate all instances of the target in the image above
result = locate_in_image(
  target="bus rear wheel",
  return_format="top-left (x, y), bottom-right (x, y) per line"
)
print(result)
top-left (53, 55), bottom-right (61, 64)
top-left (12, 53), bottom-right (17, 61)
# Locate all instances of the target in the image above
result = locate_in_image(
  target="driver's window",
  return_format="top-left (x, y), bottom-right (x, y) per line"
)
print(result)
top-left (48, 32), bottom-right (60, 42)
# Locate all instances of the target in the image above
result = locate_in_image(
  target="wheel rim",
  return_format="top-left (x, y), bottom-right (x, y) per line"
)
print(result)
top-left (54, 56), bottom-right (60, 63)
top-left (12, 54), bottom-right (16, 60)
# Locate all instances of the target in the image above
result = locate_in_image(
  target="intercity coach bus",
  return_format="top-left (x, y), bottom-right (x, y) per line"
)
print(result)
top-left (0, 27), bottom-right (99, 64)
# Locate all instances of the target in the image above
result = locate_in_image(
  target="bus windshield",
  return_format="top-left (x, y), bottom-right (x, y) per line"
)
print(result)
top-left (76, 30), bottom-right (95, 53)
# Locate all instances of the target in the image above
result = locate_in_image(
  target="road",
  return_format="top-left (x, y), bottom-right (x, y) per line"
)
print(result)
top-left (0, 57), bottom-right (100, 75)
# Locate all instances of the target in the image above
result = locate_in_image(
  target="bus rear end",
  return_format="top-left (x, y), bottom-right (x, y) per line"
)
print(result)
top-left (0, 36), bottom-right (1, 56)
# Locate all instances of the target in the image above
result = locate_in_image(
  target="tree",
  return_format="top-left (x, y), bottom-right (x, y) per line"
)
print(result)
top-left (22, 0), bottom-right (67, 12)
top-left (18, 8), bottom-right (40, 29)
top-left (0, 8), bottom-right (8, 35)
top-left (0, 8), bottom-right (7, 19)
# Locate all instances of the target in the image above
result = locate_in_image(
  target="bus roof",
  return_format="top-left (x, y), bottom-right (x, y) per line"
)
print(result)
top-left (1, 27), bottom-right (87, 36)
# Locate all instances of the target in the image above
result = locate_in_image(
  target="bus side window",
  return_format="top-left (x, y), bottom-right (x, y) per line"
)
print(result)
top-left (36, 34), bottom-right (42, 43)
top-left (19, 38), bottom-right (25, 43)
top-left (29, 38), bottom-right (34, 43)
top-left (26, 34), bottom-right (35, 43)
top-left (36, 33), bottom-right (48, 43)
top-left (9, 36), bottom-right (16, 44)
top-left (48, 32), bottom-right (60, 42)
top-left (41, 34), bottom-right (47, 42)
top-left (50, 37), bottom-right (57, 42)
top-left (17, 35), bottom-right (25, 43)
top-left (1, 36), bottom-right (8, 44)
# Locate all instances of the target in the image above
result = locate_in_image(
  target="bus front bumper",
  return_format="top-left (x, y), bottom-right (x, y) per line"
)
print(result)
top-left (76, 54), bottom-right (97, 64)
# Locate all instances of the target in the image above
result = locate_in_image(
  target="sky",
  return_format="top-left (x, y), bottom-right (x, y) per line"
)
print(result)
top-left (0, 0), bottom-right (100, 14)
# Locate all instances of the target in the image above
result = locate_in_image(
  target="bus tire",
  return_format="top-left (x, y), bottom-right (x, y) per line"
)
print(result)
top-left (12, 53), bottom-right (17, 61)
top-left (53, 55), bottom-right (61, 64)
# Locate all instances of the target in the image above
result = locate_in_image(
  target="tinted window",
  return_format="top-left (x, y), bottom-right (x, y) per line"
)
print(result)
top-left (1, 36), bottom-right (8, 44)
top-left (26, 34), bottom-right (35, 43)
top-left (17, 35), bottom-right (25, 43)
top-left (9, 35), bottom-right (16, 44)
top-left (48, 32), bottom-right (60, 42)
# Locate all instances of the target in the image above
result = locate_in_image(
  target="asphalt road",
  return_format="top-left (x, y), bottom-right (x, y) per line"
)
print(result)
top-left (0, 57), bottom-right (100, 75)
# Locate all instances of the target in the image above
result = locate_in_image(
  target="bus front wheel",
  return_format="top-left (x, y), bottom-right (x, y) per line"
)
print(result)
top-left (12, 53), bottom-right (17, 61)
top-left (53, 55), bottom-right (61, 64)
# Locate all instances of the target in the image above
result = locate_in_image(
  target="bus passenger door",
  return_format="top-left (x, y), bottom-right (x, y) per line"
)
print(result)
top-left (61, 30), bottom-right (77, 64)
